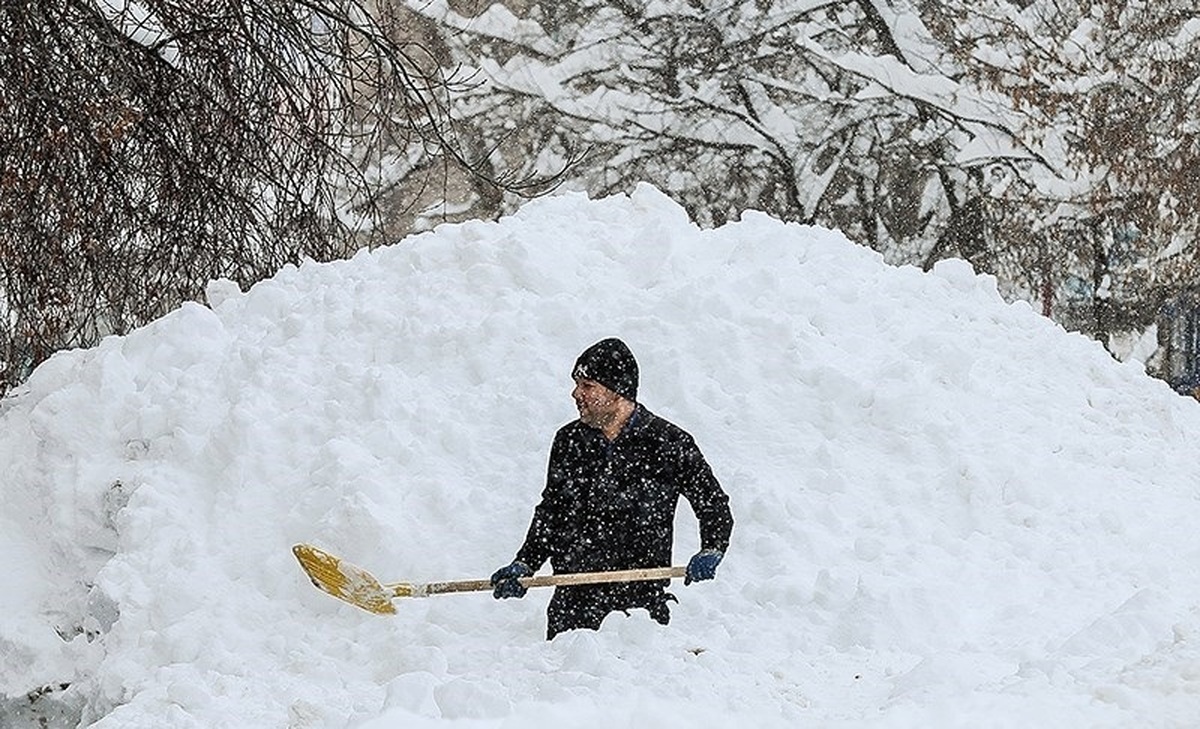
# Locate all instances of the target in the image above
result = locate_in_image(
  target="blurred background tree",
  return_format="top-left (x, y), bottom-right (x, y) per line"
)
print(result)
top-left (934, 0), bottom-right (1200, 354)
top-left (402, 0), bottom-right (1200, 372)
top-left (0, 0), bottom-right (560, 394)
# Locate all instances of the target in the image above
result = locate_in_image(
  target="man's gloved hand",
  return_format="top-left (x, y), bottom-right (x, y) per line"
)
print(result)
top-left (685, 549), bottom-right (723, 585)
top-left (490, 561), bottom-right (533, 599)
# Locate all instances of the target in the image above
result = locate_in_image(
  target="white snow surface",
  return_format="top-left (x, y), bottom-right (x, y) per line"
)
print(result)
top-left (4, 185), bottom-right (1200, 727)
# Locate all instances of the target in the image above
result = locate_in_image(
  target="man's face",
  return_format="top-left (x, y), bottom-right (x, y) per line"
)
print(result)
top-left (572, 377), bottom-right (622, 429)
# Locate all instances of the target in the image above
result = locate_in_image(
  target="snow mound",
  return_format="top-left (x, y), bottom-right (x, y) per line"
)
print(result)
top-left (4, 184), bottom-right (1200, 728)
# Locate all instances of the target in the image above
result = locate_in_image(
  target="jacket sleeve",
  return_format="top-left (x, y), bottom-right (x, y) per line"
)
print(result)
top-left (677, 434), bottom-right (733, 553)
top-left (514, 430), bottom-right (571, 570)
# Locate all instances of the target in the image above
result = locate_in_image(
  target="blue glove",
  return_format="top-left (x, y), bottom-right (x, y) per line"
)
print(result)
top-left (685, 549), bottom-right (723, 585)
top-left (490, 561), bottom-right (533, 599)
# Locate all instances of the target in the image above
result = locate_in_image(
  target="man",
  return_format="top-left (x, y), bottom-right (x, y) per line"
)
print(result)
top-left (491, 337), bottom-right (734, 639)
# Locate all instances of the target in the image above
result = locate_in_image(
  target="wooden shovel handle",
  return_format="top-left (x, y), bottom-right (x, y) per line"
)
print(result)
top-left (396, 566), bottom-right (687, 597)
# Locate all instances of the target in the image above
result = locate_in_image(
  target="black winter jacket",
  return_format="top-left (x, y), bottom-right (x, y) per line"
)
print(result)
top-left (515, 404), bottom-right (733, 632)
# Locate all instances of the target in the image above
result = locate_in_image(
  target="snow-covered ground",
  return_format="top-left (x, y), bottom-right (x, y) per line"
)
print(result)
top-left (4, 185), bottom-right (1200, 728)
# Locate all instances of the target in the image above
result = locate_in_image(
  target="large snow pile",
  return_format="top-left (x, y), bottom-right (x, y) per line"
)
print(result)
top-left (3, 185), bottom-right (1200, 728)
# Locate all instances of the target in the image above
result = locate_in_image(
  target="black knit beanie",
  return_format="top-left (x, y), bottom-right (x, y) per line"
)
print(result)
top-left (572, 338), bottom-right (639, 402)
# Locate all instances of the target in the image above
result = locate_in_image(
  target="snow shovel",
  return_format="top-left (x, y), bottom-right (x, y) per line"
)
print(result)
top-left (293, 543), bottom-right (686, 615)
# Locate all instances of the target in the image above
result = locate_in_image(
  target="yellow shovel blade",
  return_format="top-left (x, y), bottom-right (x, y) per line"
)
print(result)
top-left (292, 543), bottom-right (408, 615)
